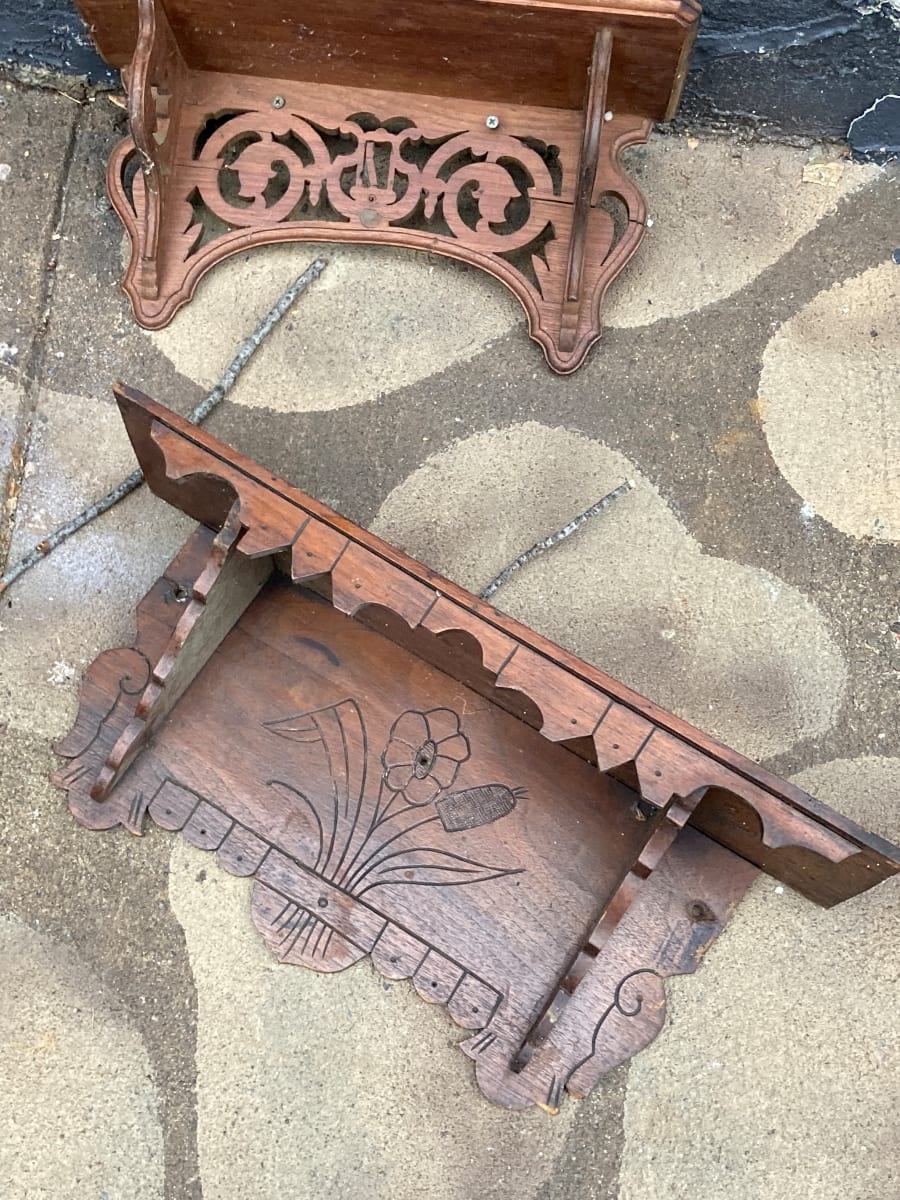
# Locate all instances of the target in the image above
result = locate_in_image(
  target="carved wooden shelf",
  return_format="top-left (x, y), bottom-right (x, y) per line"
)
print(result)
top-left (54, 386), bottom-right (900, 1111)
top-left (74, 0), bottom-right (701, 372)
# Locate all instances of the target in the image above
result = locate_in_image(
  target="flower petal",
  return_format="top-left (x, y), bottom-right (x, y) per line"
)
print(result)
top-left (434, 732), bottom-right (470, 764)
top-left (384, 764), bottom-right (414, 792)
top-left (423, 707), bottom-right (461, 744)
top-left (403, 775), bottom-right (441, 807)
top-left (390, 710), bottom-right (429, 747)
top-left (429, 754), bottom-right (462, 790)
top-left (382, 738), bottom-right (415, 769)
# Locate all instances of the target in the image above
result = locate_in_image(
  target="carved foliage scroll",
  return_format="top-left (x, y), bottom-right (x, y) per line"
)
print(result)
top-left (105, 1), bottom-right (653, 370)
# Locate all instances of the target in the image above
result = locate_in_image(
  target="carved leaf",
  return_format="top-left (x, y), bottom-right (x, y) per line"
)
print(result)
top-left (355, 845), bottom-right (521, 896)
top-left (266, 781), bottom-right (324, 872)
top-left (264, 713), bottom-right (325, 743)
top-left (264, 699), bottom-right (369, 879)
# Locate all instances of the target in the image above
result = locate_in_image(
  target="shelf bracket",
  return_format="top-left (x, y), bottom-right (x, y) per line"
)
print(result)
top-left (78, 0), bottom-right (699, 372)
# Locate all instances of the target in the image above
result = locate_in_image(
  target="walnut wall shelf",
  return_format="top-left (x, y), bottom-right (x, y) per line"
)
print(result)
top-left (74, 0), bottom-right (701, 372)
top-left (53, 385), bottom-right (900, 1112)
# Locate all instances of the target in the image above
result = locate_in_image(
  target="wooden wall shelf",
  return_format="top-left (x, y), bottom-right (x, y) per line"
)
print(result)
top-left (74, 0), bottom-right (701, 371)
top-left (53, 386), bottom-right (900, 1111)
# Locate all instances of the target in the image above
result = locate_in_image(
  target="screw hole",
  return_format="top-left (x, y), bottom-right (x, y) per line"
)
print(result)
top-left (612, 742), bottom-right (620, 749)
top-left (317, 897), bottom-right (328, 908)
top-left (389, 955), bottom-right (398, 964)
top-left (431, 981), bottom-right (438, 988)
top-left (654, 770), bottom-right (662, 778)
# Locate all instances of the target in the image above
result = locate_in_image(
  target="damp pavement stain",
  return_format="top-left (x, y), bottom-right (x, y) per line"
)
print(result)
top-left (759, 260), bottom-right (900, 542)
top-left (146, 243), bottom-right (521, 414)
top-left (0, 913), bottom-right (165, 1200)
top-left (604, 136), bottom-right (878, 329)
top-left (167, 839), bottom-right (579, 1200)
top-left (618, 755), bottom-right (900, 1200)
top-left (371, 422), bottom-right (847, 761)
top-left (0, 387), bottom-right (192, 739)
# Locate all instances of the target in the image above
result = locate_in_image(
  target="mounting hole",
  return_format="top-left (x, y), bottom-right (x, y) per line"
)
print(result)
top-left (317, 896), bottom-right (328, 908)
top-left (471, 1005), bottom-right (479, 1013)
top-left (171, 581), bottom-right (189, 604)
top-left (612, 742), bottom-right (620, 749)
top-left (389, 955), bottom-right (399, 964)
top-left (236, 854), bottom-right (243, 862)
top-left (431, 981), bottom-right (438, 988)
top-left (688, 901), bottom-right (715, 922)
top-left (199, 829), bottom-right (206, 836)
top-left (654, 770), bottom-right (662, 778)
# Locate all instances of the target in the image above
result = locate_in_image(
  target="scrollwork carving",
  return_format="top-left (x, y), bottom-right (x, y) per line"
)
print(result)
top-left (193, 109), bottom-right (557, 254)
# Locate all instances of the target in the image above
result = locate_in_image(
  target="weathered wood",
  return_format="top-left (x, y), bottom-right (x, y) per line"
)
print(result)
top-left (52, 385), bottom-right (900, 1112)
top-left (75, 0), bottom-right (700, 116)
top-left (54, 531), bottom-right (756, 1112)
top-left (75, 0), bottom-right (699, 371)
top-left (111, 383), bottom-right (900, 906)
top-left (91, 503), bottom-right (272, 800)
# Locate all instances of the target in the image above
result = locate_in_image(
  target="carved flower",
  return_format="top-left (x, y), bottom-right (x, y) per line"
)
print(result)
top-left (381, 709), bottom-right (471, 806)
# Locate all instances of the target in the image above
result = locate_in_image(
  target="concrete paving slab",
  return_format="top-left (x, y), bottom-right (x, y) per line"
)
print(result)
top-left (32, 92), bottom-right (203, 410)
top-left (0, 725), bottom-right (203, 1200)
top-left (0, 78), bottom-right (78, 552)
top-left (0, 79), bottom-right (76, 359)
top-left (149, 244), bottom-right (521, 414)
top-left (760, 260), bottom-right (900, 542)
top-left (0, 375), bottom-right (17, 493)
top-left (606, 137), bottom-right (878, 329)
top-left (0, 386), bottom-right (191, 739)
top-left (0, 912), bottom-right (165, 1200)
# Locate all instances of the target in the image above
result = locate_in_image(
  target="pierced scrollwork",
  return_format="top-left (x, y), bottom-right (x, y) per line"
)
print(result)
top-left (191, 109), bottom-right (558, 254)
top-left (103, 0), bottom-right (664, 368)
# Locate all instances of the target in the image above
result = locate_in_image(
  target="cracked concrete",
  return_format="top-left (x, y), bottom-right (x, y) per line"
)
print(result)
top-left (0, 71), bottom-right (898, 1200)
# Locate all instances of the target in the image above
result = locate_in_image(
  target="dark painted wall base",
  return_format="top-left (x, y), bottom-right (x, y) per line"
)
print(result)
top-left (0, 0), bottom-right (898, 149)
top-left (685, 0), bottom-right (900, 148)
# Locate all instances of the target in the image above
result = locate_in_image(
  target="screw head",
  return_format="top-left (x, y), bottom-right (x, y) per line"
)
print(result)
top-left (604, 110), bottom-right (614, 122)
top-left (485, 114), bottom-right (500, 130)
top-left (272, 95), bottom-right (286, 109)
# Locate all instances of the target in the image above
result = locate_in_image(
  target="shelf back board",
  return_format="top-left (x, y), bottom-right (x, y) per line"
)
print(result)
top-left (74, 0), bottom-right (700, 116)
